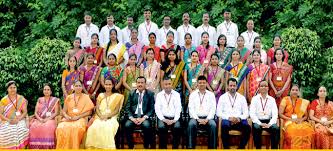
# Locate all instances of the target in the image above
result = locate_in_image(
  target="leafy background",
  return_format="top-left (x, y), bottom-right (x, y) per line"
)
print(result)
top-left (0, 0), bottom-right (332, 113)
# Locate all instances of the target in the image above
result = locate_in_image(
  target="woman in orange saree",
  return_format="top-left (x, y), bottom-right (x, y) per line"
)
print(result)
top-left (279, 84), bottom-right (314, 149)
top-left (56, 80), bottom-right (94, 149)
top-left (29, 84), bottom-right (60, 149)
top-left (309, 86), bottom-right (333, 149)
top-left (0, 81), bottom-right (29, 149)
top-left (269, 48), bottom-right (292, 106)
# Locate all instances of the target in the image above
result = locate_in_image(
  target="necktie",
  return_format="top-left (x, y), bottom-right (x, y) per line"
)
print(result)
top-left (138, 93), bottom-right (142, 117)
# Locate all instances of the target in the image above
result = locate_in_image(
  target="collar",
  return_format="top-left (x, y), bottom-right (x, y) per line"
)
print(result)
top-left (163, 90), bottom-right (173, 95)
top-left (136, 89), bottom-right (146, 94)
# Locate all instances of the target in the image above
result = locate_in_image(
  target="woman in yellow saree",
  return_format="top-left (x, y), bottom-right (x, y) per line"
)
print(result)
top-left (279, 84), bottom-right (314, 149)
top-left (85, 77), bottom-right (124, 149)
top-left (56, 80), bottom-right (94, 149)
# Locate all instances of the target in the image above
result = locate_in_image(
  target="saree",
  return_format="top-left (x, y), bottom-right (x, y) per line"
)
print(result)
top-left (215, 47), bottom-right (233, 69)
top-left (62, 69), bottom-right (80, 96)
top-left (143, 60), bottom-right (161, 95)
top-left (281, 97), bottom-right (314, 149)
top-left (181, 45), bottom-right (196, 64)
top-left (309, 99), bottom-right (333, 149)
top-left (248, 63), bottom-right (269, 101)
top-left (101, 65), bottom-right (123, 85)
top-left (106, 43), bottom-right (127, 67)
top-left (164, 61), bottom-right (185, 92)
top-left (66, 49), bottom-right (85, 66)
top-left (267, 47), bottom-right (289, 63)
top-left (185, 63), bottom-right (203, 95)
top-left (124, 67), bottom-right (141, 105)
top-left (79, 65), bottom-right (100, 95)
top-left (85, 93), bottom-right (124, 149)
top-left (56, 94), bottom-right (94, 149)
top-left (128, 42), bottom-right (144, 63)
top-left (85, 46), bottom-right (104, 65)
top-left (195, 45), bottom-right (215, 65)
top-left (207, 66), bottom-right (225, 102)
top-left (29, 97), bottom-right (59, 149)
top-left (239, 47), bottom-right (251, 64)
top-left (225, 62), bottom-right (250, 95)
top-left (268, 62), bottom-right (293, 106)
top-left (0, 95), bottom-right (29, 149)
top-left (143, 45), bottom-right (161, 61)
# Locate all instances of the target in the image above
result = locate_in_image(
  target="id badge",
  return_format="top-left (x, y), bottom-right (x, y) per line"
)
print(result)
top-left (171, 74), bottom-right (176, 79)
top-left (219, 61), bottom-right (223, 65)
top-left (94, 60), bottom-right (97, 64)
top-left (15, 111), bottom-right (21, 116)
top-left (204, 60), bottom-right (209, 64)
top-left (46, 112), bottom-right (52, 117)
top-left (105, 109), bottom-right (111, 114)
top-left (71, 85), bottom-right (74, 89)
top-left (291, 114), bottom-right (297, 120)
top-left (276, 76), bottom-right (282, 81)
top-left (87, 81), bottom-right (93, 85)
top-left (187, 58), bottom-right (191, 63)
top-left (212, 80), bottom-right (218, 85)
top-left (73, 108), bottom-right (79, 113)
top-left (256, 77), bottom-right (261, 82)
top-left (192, 79), bottom-right (197, 83)
top-left (131, 83), bottom-right (137, 88)
top-left (260, 112), bottom-right (265, 116)
top-left (321, 117), bottom-right (328, 122)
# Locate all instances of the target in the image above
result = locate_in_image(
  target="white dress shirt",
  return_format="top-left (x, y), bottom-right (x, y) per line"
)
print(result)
top-left (176, 24), bottom-right (196, 47)
top-left (157, 26), bottom-right (178, 47)
top-left (138, 21), bottom-right (159, 46)
top-left (216, 92), bottom-right (249, 120)
top-left (121, 26), bottom-right (132, 44)
top-left (195, 24), bottom-right (216, 46)
top-left (76, 23), bottom-right (99, 48)
top-left (188, 89), bottom-right (216, 120)
top-left (250, 94), bottom-right (278, 125)
top-left (99, 24), bottom-right (123, 46)
top-left (216, 21), bottom-right (239, 47)
top-left (135, 90), bottom-right (145, 115)
top-left (155, 90), bottom-right (182, 121)
top-left (240, 30), bottom-right (259, 50)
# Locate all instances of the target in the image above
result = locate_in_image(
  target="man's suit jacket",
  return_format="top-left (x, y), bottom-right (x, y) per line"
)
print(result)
top-left (125, 89), bottom-right (155, 119)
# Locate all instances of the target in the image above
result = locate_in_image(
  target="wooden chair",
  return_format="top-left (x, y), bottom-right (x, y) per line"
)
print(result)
top-left (218, 118), bottom-right (253, 149)
top-left (250, 119), bottom-right (280, 149)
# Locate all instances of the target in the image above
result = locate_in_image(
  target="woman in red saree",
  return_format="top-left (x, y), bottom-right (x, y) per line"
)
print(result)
top-left (64, 37), bottom-right (85, 67)
top-left (267, 35), bottom-right (289, 65)
top-left (309, 86), bottom-right (333, 149)
top-left (29, 84), bottom-right (60, 149)
top-left (268, 48), bottom-right (292, 106)
top-left (85, 33), bottom-right (104, 67)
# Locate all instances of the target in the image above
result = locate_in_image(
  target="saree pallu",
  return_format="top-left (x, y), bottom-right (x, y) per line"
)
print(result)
top-left (239, 47), bottom-right (251, 63)
top-left (280, 97), bottom-right (314, 149)
top-left (29, 97), bottom-right (59, 149)
top-left (79, 65), bottom-right (101, 103)
top-left (85, 46), bottom-right (104, 65)
top-left (215, 47), bottom-right (233, 69)
top-left (124, 67), bottom-right (140, 105)
top-left (143, 60), bottom-right (161, 95)
top-left (309, 100), bottom-right (333, 149)
top-left (67, 49), bottom-right (85, 67)
top-left (225, 62), bottom-right (249, 95)
top-left (195, 45), bottom-right (215, 65)
top-left (128, 42), bottom-right (144, 63)
top-left (181, 46), bottom-right (196, 64)
top-left (165, 61), bottom-right (185, 92)
top-left (62, 69), bottom-right (80, 96)
top-left (248, 63), bottom-right (269, 101)
top-left (185, 63), bottom-right (203, 95)
top-left (143, 46), bottom-right (161, 62)
top-left (207, 66), bottom-right (225, 103)
top-left (0, 95), bottom-right (29, 149)
top-left (267, 47), bottom-right (289, 63)
top-left (101, 66), bottom-right (123, 86)
top-left (85, 93), bottom-right (124, 149)
top-left (56, 94), bottom-right (94, 149)
top-left (268, 62), bottom-right (293, 106)
top-left (106, 43), bottom-right (127, 67)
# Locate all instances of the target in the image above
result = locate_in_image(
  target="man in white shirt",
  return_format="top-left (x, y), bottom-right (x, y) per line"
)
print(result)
top-left (177, 12), bottom-right (196, 47)
top-left (157, 16), bottom-right (177, 47)
top-left (99, 15), bottom-right (123, 46)
top-left (216, 9), bottom-right (238, 48)
top-left (187, 75), bottom-right (217, 149)
top-left (240, 20), bottom-right (260, 50)
top-left (216, 78), bottom-right (250, 149)
top-left (249, 81), bottom-right (279, 149)
top-left (75, 11), bottom-right (99, 48)
top-left (138, 7), bottom-right (159, 46)
top-left (196, 13), bottom-right (216, 46)
top-left (155, 77), bottom-right (182, 149)
top-left (121, 16), bottom-right (134, 44)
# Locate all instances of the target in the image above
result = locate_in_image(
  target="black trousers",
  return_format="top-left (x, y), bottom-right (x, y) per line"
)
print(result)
top-left (221, 119), bottom-right (251, 149)
top-left (157, 117), bottom-right (182, 149)
top-left (187, 118), bottom-right (217, 149)
top-left (125, 118), bottom-right (153, 149)
top-left (252, 119), bottom-right (280, 149)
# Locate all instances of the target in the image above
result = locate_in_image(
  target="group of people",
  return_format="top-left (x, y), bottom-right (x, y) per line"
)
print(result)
top-left (0, 7), bottom-right (332, 150)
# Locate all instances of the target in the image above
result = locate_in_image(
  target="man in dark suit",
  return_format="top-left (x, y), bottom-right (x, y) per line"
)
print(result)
top-left (125, 76), bottom-right (155, 149)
